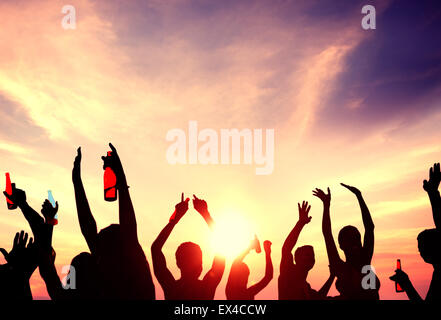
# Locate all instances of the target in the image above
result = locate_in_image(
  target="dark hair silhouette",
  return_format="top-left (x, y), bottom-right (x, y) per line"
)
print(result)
top-left (175, 242), bottom-right (203, 279)
top-left (338, 226), bottom-right (361, 251)
top-left (313, 185), bottom-right (380, 300)
top-left (278, 201), bottom-right (335, 300)
top-left (294, 245), bottom-right (315, 270)
top-left (151, 194), bottom-right (225, 300)
top-left (418, 229), bottom-right (440, 264)
top-left (69, 252), bottom-right (98, 296)
top-left (390, 163), bottom-right (441, 300)
top-left (226, 238), bottom-right (273, 300)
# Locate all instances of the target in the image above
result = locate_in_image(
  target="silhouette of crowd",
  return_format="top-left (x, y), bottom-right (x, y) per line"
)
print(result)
top-left (0, 144), bottom-right (439, 300)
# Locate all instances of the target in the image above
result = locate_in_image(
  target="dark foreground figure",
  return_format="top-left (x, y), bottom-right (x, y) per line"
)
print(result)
top-left (390, 163), bottom-right (441, 300)
top-left (152, 194), bottom-right (225, 300)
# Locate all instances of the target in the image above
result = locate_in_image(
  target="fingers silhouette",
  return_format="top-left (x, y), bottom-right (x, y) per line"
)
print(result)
top-left (0, 248), bottom-right (8, 261)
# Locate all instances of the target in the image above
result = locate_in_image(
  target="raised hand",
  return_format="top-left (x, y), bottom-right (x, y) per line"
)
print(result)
top-left (313, 187), bottom-right (331, 206)
top-left (263, 240), bottom-right (272, 254)
top-left (41, 199), bottom-right (58, 224)
top-left (423, 163), bottom-right (441, 193)
top-left (298, 201), bottom-right (312, 224)
top-left (72, 147), bottom-right (82, 181)
top-left (389, 268), bottom-right (410, 288)
top-left (102, 143), bottom-right (125, 181)
top-left (341, 183), bottom-right (362, 196)
top-left (172, 193), bottom-right (189, 223)
top-left (0, 231), bottom-right (38, 279)
top-left (3, 184), bottom-right (27, 207)
top-left (192, 194), bottom-right (208, 216)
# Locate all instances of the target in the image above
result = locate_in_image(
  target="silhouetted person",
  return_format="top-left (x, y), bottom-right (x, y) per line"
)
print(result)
top-left (3, 184), bottom-right (54, 242)
top-left (226, 237), bottom-right (273, 300)
top-left (278, 201), bottom-right (335, 300)
top-left (72, 144), bottom-right (155, 299)
top-left (390, 163), bottom-right (441, 300)
top-left (313, 185), bottom-right (380, 300)
top-left (37, 200), bottom-right (99, 300)
top-left (151, 194), bottom-right (225, 300)
top-left (3, 184), bottom-right (99, 299)
top-left (0, 231), bottom-right (37, 300)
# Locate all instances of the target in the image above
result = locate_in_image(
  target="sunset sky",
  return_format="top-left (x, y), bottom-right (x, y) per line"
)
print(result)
top-left (1, 0), bottom-right (441, 300)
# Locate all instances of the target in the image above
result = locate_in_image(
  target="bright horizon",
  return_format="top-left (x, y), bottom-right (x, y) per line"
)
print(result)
top-left (1, 0), bottom-right (441, 300)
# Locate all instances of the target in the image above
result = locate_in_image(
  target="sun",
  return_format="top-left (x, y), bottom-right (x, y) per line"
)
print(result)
top-left (210, 212), bottom-right (255, 260)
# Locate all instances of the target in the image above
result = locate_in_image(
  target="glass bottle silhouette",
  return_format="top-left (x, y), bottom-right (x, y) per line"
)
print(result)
top-left (253, 234), bottom-right (261, 253)
top-left (395, 259), bottom-right (404, 292)
top-left (104, 151), bottom-right (117, 201)
top-left (4, 173), bottom-right (17, 210)
top-left (47, 190), bottom-right (58, 225)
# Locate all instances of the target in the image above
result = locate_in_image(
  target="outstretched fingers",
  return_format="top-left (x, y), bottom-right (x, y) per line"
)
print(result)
top-left (27, 237), bottom-right (34, 248)
top-left (13, 232), bottom-right (19, 248)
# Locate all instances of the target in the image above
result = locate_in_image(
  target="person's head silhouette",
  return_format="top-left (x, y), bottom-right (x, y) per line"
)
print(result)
top-left (231, 262), bottom-right (250, 288)
top-left (338, 225), bottom-right (362, 259)
top-left (294, 245), bottom-right (315, 271)
top-left (69, 252), bottom-right (98, 296)
top-left (176, 242), bottom-right (203, 279)
top-left (418, 229), bottom-right (441, 265)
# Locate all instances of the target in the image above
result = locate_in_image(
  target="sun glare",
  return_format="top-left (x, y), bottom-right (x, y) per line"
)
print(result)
top-left (211, 213), bottom-right (255, 259)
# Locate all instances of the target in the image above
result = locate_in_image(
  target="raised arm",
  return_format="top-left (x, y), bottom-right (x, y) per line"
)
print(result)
top-left (151, 194), bottom-right (189, 289)
top-left (390, 269), bottom-right (423, 301)
top-left (423, 163), bottom-right (441, 230)
top-left (193, 194), bottom-right (215, 230)
top-left (318, 265), bottom-right (336, 298)
top-left (37, 221), bottom-right (67, 301)
top-left (233, 240), bottom-right (254, 265)
top-left (203, 255), bottom-right (226, 294)
top-left (248, 240), bottom-right (273, 297)
top-left (193, 195), bottom-right (226, 288)
top-left (102, 143), bottom-right (137, 241)
top-left (4, 186), bottom-right (44, 239)
top-left (281, 201), bottom-right (312, 267)
top-left (341, 183), bottom-right (375, 262)
top-left (72, 147), bottom-right (98, 254)
top-left (313, 188), bottom-right (341, 267)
